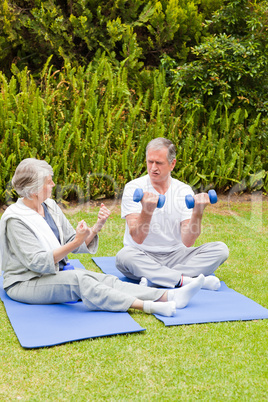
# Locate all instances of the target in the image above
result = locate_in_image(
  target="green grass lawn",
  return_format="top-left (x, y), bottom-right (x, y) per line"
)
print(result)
top-left (0, 196), bottom-right (267, 401)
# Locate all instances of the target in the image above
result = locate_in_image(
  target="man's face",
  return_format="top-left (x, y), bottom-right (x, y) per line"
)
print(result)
top-left (146, 148), bottom-right (176, 186)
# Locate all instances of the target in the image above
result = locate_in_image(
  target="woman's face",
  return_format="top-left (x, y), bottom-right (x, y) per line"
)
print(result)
top-left (37, 175), bottom-right (55, 202)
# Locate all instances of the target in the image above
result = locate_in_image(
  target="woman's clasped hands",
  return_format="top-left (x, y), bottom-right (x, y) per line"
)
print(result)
top-left (94, 203), bottom-right (111, 233)
top-left (75, 203), bottom-right (111, 247)
top-left (75, 219), bottom-right (91, 244)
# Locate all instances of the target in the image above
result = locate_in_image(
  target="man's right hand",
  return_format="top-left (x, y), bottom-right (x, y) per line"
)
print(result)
top-left (126, 192), bottom-right (160, 244)
top-left (140, 191), bottom-right (159, 215)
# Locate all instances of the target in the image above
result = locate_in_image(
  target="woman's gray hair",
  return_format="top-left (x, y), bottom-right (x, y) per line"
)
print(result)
top-left (12, 158), bottom-right (53, 199)
top-left (146, 138), bottom-right (176, 164)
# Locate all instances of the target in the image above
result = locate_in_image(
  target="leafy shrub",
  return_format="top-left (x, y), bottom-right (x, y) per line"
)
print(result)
top-left (160, 0), bottom-right (268, 154)
top-left (0, 55), bottom-right (267, 205)
top-left (0, 0), bottom-right (224, 76)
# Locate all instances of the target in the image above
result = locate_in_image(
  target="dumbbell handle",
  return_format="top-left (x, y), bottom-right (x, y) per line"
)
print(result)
top-left (185, 190), bottom-right (217, 209)
top-left (133, 188), bottom-right (165, 209)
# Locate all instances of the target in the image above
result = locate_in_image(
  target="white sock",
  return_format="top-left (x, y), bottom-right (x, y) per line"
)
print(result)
top-left (143, 300), bottom-right (176, 317)
top-left (183, 275), bottom-right (221, 291)
top-left (168, 274), bottom-right (205, 308)
top-left (202, 275), bottom-right (221, 290)
top-left (139, 277), bottom-right (148, 287)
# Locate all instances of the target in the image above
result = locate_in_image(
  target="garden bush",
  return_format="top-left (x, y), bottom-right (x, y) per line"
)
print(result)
top-left (0, 0), bottom-right (224, 76)
top-left (0, 1), bottom-right (267, 205)
top-left (0, 54), bottom-right (267, 205)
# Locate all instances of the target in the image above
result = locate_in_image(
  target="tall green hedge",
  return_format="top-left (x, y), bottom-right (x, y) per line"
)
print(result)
top-left (0, 0), bottom-right (267, 205)
top-left (0, 0), bottom-right (223, 75)
top-left (0, 55), bottom-right (267, 205)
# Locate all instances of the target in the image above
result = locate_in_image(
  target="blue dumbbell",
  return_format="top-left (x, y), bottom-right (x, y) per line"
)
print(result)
top-left (133, 188), bottom-right (165, 208)
top-left (185, 189), bottom-right (218, 209)
top-left (62, 262), bottom-right (75, 271)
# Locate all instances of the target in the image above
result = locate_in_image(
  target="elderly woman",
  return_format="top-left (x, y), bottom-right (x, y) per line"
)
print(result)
top-left (0, 158), bottom-right (205, 317)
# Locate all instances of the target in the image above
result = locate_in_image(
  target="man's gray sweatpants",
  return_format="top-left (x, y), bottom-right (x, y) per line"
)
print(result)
top-left (116, 242), bottom-right (229, 288)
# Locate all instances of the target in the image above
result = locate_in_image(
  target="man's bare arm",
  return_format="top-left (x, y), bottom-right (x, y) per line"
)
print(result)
top-left (180, 193), bottom-right (210, 247)
top-left (126, 192), bottom-right (159, 244)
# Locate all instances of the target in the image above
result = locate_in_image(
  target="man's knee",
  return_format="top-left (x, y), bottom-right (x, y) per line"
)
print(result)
top-left (216, 241), bottom-right (229, 263)
top-left (115, 248), bottom-right (125, 269)
top-left (116, 246), bottom-right (137, 268)
top-left (116, 246), bottom-right (146, 281)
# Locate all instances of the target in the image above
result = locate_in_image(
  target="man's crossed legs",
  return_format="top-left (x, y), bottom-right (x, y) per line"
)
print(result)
top-left (116, 241), bottom-right (229, 290)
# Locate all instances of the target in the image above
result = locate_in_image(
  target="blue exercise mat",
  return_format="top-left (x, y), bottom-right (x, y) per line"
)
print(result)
top-left (93, 256), bottom-right (268, 326)
top-left (0, 259), bottom-right (145, 349)
top-left (93, 257), bottom-right (139, 283)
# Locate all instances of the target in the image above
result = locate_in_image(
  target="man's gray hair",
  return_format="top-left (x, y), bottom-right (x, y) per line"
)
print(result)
top-left (146, 138), bottom-right (176, 164)
top-left (12, 158), bottom-right (53, 199)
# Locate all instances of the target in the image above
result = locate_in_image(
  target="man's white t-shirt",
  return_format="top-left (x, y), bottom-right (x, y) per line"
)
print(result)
top-left (121, 175), bottom-right (194, 253)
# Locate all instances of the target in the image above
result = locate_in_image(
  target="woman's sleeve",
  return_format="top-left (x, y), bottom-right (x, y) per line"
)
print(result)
top-left (6, 219), bottom-right (58, 274)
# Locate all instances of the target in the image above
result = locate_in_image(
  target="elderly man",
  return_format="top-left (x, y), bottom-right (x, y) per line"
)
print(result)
top-left (116, 138), bottom-right (229, 289)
